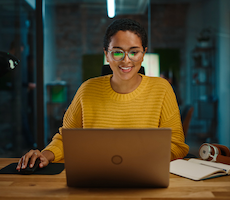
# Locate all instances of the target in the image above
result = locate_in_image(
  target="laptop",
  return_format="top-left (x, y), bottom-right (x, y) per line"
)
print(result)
top-left (62, 128), bottom-right (171, 188)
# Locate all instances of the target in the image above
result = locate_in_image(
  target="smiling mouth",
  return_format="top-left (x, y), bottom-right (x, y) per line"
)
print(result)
top-left (119, 66), bottom-right (132, 72)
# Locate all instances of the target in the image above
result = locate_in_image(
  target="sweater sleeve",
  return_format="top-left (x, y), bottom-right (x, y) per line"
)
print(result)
top-left (159, 81), bottom-right (189, 160)
top-left (42, 85), bottom-right (83, 162)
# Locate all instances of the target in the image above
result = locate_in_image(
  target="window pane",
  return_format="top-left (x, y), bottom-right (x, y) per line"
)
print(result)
top-left (0, 0), bottom-right (36, 157)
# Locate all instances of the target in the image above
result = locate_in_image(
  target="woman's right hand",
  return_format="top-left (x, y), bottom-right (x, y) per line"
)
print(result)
top-left (16, 149), bottom-right (51, 171)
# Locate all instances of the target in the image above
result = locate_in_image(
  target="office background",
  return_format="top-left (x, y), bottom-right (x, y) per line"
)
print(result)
top-left (0, 0), bottom-right (229, 158)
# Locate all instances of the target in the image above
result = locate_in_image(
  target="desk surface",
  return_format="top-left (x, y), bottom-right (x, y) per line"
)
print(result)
top-left (0, 158), bottom-right (230, 200)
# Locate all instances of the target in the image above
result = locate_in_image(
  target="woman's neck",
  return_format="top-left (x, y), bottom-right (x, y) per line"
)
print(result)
top-left (110, 74), bottom-right (142, 94)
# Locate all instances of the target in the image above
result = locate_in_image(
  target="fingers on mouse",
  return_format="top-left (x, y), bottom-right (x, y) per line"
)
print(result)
top-left (19, 157), bottom-right (41, 175)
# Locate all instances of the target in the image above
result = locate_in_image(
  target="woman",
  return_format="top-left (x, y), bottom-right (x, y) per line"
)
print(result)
top-left (17, 18), bottom-right (189, 171)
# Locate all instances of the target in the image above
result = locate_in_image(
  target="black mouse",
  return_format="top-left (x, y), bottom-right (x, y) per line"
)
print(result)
top-left (20, 157), bottom-right (41, 175)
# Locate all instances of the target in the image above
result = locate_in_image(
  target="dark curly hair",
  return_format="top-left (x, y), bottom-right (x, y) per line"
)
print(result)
top-left (103, 18), bottom-right (148, 51)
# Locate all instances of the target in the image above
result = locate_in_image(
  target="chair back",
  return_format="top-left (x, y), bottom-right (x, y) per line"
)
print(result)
top-left (181, 105), bottom-right (194, 138)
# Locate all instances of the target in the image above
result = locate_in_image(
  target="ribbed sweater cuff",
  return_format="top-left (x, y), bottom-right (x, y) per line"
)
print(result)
top-left (42, 145), bottom-right (63, 163)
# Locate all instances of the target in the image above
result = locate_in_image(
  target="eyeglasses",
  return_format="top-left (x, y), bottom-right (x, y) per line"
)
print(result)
top-left (108, 49), bottom-right (144, 62)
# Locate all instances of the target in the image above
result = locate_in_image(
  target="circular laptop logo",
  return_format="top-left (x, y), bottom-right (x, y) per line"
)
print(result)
top-left (111, 155), bottom-right (123, 165)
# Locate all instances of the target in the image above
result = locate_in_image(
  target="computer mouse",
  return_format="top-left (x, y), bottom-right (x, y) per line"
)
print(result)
top-left (20, 157), bottom-right (41, 175)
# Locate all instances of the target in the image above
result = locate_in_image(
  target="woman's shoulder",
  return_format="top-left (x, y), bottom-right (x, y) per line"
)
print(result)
top-left (72, 75), bottom-right (111, 100)
top-left (143, 75), bottom-right (171, 88)
top-left (82, 75), bottom-right (111, 86)
top-left (78, 75), bottom-right (111, 92)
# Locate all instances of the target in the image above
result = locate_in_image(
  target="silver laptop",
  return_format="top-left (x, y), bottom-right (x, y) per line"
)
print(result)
top-left (62, 128), bottom-right (171, 188)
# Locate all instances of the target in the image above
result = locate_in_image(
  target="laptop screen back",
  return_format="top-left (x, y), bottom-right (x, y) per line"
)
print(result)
top-left (62, 128), bottom-right (171, 188)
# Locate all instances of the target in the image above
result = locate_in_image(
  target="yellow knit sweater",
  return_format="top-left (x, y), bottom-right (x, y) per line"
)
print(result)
top-left (44, 74), bottom-right (189, 161)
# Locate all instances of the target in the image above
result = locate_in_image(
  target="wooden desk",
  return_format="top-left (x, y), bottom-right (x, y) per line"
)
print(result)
top-left (0, 158), bottom-right (230, 200)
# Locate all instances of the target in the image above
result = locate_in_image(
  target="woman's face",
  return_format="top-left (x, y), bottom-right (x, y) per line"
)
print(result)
top-left (104, 30), bottom-right (147, 82)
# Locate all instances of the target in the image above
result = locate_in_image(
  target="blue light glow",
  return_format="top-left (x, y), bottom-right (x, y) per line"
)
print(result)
top-left (107, 0), bottom-right (115, 18)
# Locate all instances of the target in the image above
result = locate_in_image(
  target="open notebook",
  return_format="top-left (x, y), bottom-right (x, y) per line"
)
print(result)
top-left (170, 158), bottom-right (230, 180)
